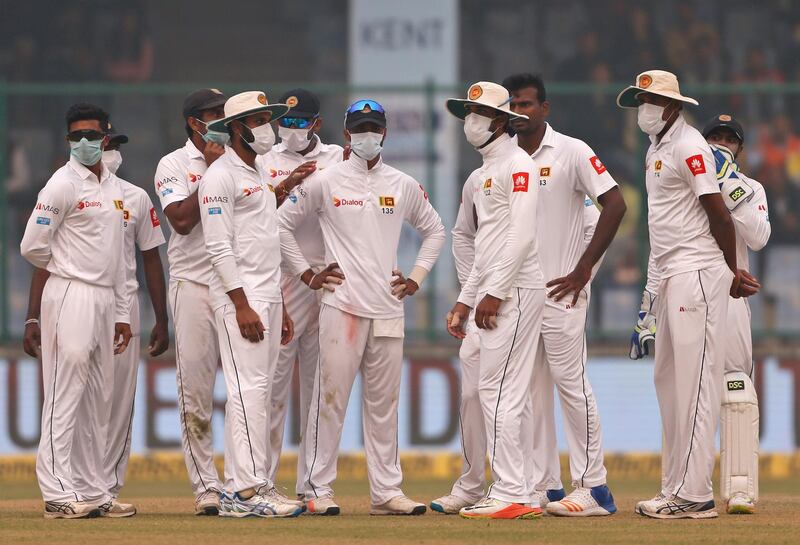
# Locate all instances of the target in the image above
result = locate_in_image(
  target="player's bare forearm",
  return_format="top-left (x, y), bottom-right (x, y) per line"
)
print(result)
top-left (26, 267), bottom-right (50, 320)
top-left (163, 192), bottom-right (201, 235)
top-left (700, 193), bottom-right (737, 271)
top-left (142, 248), bottom-right (168, 324)
top-left (577, 187), bottom-right (626, 272)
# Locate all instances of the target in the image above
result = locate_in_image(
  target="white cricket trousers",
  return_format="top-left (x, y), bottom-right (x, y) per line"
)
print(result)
top-left (528, 293), bottom-right (607, 491)
top-left (655, 265), bottom-right (732, 502)
top-left (302, 304), bottom-right (404, 505)
top-left (481, 288), bottom-right (545, 504)
top-left (170, 279), bottom-right (222, 496)
top-left (269, 274), bottom-right (320, 494)
top-left (104, 296), bottom-right (140, 497)
top-left (217, 300), bottom-right (282, 493)
top-left (36, 275), bottom-right (115, 503)
top-left (449, 315), bottom-right (486, 502)
top-left (725, 297), bottom-right (753, 376)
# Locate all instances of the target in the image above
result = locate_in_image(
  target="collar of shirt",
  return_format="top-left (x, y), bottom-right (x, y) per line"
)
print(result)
top-left (478, 133), bottom-right (518, 161)
top-left (274, 135), bottom-right (323, 158)
top-left (650, 113), bottom-right (686, 149)
top-left (343, 152), bottom-right (384, 174)
top-left (529, 122), bottom-right (557, 157)
top-left (185, 138), bottom-right (204, 161)
top-left (68, 155), bottom-right (112, 183)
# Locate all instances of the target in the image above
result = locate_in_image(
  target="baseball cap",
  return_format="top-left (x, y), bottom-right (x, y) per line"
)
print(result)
top-left (702, 114), bottom-right (744, 143)
top-left (279, 88), bottom-right (321, 118)
top-left (182, 88), bottom-right (227, 119)
top-left (105, 121), bottom-right (128, 147)
top-left (344, 99), bottom-right (387, 130)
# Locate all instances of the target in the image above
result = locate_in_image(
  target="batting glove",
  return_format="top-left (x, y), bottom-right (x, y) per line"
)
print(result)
top-left (629, 289), bottom-right (657, 360)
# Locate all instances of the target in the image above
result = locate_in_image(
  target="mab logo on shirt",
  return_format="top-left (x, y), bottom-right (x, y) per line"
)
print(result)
top-left (202, 195), bottom-right (228, 204)
top-left (35, 202), bottom-right (60, 215)
top-left (685, 155), bottom-right (706, 176)
top-left (512, 172), bottom-right (529, 193)
top-left (333, 196), bottom-right (364, 207)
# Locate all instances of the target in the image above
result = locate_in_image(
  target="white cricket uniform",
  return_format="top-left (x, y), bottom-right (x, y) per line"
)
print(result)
top-left (21, 157), bottom-right (129, 504)
top-left (456, 134), bottom-right (545, 504)
top-left (199, 150), bottom-right (283, 493)
top-left (523, 125), bottom-right (616, 492)
top-left (104, 181), bottom-right (165, 498)
top-left (644, 115), bottom-right (733, 503)
top-left (279, 154), bottom-right (444, 505)
top-left (257, 137), bottom-right (343, 493)
top-left (155, 139), bottom-right (222, 496)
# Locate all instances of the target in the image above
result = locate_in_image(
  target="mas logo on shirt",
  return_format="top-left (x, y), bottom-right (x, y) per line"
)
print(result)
top-left (243, 186), bottom-right (264, 197)
top-left (77, 200), bottom-right (102, 210)
top-left (202, 195), bottom-right (228, 204)
top-left (483, 178), bottom-right (493, 196)
top-left (512, 172), bottom-right (530, 193)
top-left (333, 196), bottom-right (364, 207)
top-left (35, 202), bottom-right (60, 215)
top-left (590, 155), bottom-right (607, 175)
top-left (685, 154), bottom-right (706, 176)
top-left (114, 200), bottom-right (124, 210)
top-left (150, 207), bottom-right (160, 227)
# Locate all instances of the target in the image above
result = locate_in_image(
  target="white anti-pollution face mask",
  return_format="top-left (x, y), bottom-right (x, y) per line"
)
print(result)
top-left (463, 112), bottom-right (495, 147)
top-left (244, 123), bottom-right (276, 155)
top-left (349, 131), bottom-right (383, 160)
top-left (637, 102), bottom-right (668, 135)
top-left (102, 149), bottom-right (123, 174)
top-left (279, 126), bottom-right (313, 153)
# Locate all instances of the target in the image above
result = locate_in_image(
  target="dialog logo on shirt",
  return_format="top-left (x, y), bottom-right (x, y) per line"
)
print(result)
top-left (243, 186), bottom-right (264, 197)
top-left (512, 172), bottom-right (529, 193)
top-left (270, 168), bottom-right (292, 178)
top-left (77, 200), bottom-right (102, 210)
top-left (590, 156), bottom-right (607, 175)
top-left (418, 184), bottom-right (429, 200)
top-left (202, 195), bottom-right (229, 204)
top-left (150, 207), bottom-right (160, 227)
top-left (35, 202), bottom-right (60, 215)
top-left (685, 155), bottom-right (706, 176)
top-left (188, 173), bottom-right (202, 183)
top-left (333, 196), bottom-right (364, 207)
top-left (483, 178), bottom-right (492, 196)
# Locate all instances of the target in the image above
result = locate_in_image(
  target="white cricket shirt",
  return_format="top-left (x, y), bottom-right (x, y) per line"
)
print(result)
top-left (199, 150), bottom-right (282, 310)
top-left (154, 139), bottom-right (214, 285)
top-left (120, 181), bottom-right (166, 300)
top-left (645, 115), bottom-right (725, 279)
top-left (20, 156), bottom-right (130, 321)
top-left (457, 134), bottom-right (544, 307)
top-left (279, 154), bottom-right (445, 320)
top-left (258, 137), bottom-right (343, 272)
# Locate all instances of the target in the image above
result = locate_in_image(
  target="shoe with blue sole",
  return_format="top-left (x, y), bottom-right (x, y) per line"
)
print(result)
top-left (546, 485), bottom-right (617, 517)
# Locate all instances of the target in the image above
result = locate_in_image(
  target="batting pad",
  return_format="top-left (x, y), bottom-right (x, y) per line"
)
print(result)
top-left (720, 371), bottom-right (759, 502)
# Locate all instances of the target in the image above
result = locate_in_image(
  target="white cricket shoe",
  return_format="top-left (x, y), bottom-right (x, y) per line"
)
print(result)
top-left (635, 491), bottom-right (666, 514)
top-left (532, 488), bottom-right (566, 510)
top-left (195, 488), bottom-right (221, 516)
top-left (98, 499), bottom-right (137, 518)
top-left (260, 486), bottom-right (305, 508)
top-left (727, 493), bottom-right (756, 515)
top-left (637, 495), bottom-right (718, 519)
top-left (43, 500), bottom-right (102, 519)
top-left (370, 495), bottom-right (427, 515)
top-left (430, 494), bottom-right (475, 514)
top-left (547, 485), bottom-right (616, 517)
top-left (305, 495), bottom-right (340, 516)
top-left (459, 497), bottom-right (542, 520)
top-left (220, 491), bottom-right (304, 518)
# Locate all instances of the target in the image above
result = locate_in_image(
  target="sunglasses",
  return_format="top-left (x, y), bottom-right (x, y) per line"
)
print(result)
top-left (67, 129), bottom-right (105, 142)
top-left (278, 116), bottom-right (317, 129)
top-left (345, 99), bottom-right (385, 115)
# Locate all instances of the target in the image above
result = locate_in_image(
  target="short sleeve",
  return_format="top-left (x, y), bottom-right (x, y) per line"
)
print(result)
top-left (572, 140), bottom-right (618, 201)
top-left (155, 155), bottom-right (191, 209)
top-left (134, 190), bottom-right (166, 252)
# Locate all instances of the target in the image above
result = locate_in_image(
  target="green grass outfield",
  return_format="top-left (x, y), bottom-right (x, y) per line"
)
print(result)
top-left (1, 474), bottom-right (798, 545)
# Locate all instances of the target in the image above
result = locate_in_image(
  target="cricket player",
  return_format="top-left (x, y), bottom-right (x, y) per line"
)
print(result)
top-left (445, 81), bottom-right (545, 519)
top-left (21, 103), bottom-right (132, 519)
top-left (23, 126), bottom-right (169, 518)
top-left (617, 70), bottom-right (760, 519)
top-left (154, 88), bottom-right (227, 515)
top-left (279, 99), bottom-right (444, 516)
top-left (504, 73), bottom-right (626, 517)
top-left (632, 114), bottom-right (770, 515)
top-left (199, 90), bottom-right (304, 518)
top-left (257, 89), bottom-right (342, 496)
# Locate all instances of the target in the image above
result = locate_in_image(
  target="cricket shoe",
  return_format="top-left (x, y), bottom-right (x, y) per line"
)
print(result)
top-left (637, 495), bottom-right (718, 519)
top-left (460, 497), bottom-right (542, 520)
top-left (259, 485), bottom-right (305, 508)
top-left (220, 491), bottom-right (304, 518)
top-left (43, 500), bottom-right (102, 519)
top-left (635, 491), bottom-right (666, 514)
top-left (305, 495), bottom-right (340, 516)
top-left (195, 488), bottom-right (221, 516)
top-left (98, 499), bottom-right (137, 518)
top-left (531, 488), bottom-right (566, 510)
top-left (546, 485), bottom-right (616, 517)
top-left (370, 495), bottom-right (427, 515)
top-left (430, 494), bottom-right (476, 514)
top-left (727, 494), bottom-right (756, 515)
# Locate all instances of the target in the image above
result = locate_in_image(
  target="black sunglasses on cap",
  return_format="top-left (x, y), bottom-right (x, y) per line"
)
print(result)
top-left (67, 129), bottom-right (106, 142)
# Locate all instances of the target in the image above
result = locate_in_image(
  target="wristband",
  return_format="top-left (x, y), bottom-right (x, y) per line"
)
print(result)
top-left (25, 318), bottom-right (39, 326)
top-left (408, 265), bottom-right (429, 287)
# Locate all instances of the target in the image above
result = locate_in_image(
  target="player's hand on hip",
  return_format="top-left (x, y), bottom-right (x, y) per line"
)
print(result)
top-left (148, 320), bottom-right (169, 357)
top-left (546, 263), bottom-right (591, 306)
top-left (235, 304), bottom-right (265, 343)
top-left (202, 141), bottom-right (226, 166)
top-left (446, 302), bottom-right (471, 339)
top-left (23, 321), bottom-right (41, 358)
top-left (281, 304), bottom-right (294, 346)
top-left (114, 323), bottom-right (133, 355)
top-left (731, 269), bottom-right (761, 298)
top-left (475, 295), bottom-right (502, 330)
top-left (390, 269), bottom-right (418, 300)
top-left (307, 263), bottom-right (345, 292)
